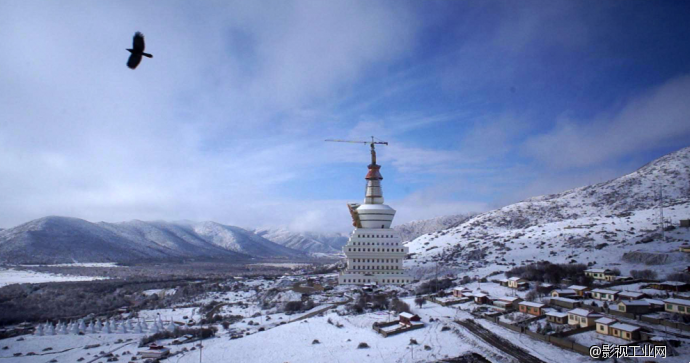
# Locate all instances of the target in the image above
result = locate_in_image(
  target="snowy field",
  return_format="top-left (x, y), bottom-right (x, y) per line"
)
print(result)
top-left (568, 330), bottom-right (629, 346)
top-left (174, 300), bottom-right (480, 363)
top-left (248, 262), bottom-right (311, 269)
top-left (0, 267), bottom-right (105, 287)
top-left (0, 334), bottom-right (143, 363)
top-left (18, 262), bottom-right (121, 268)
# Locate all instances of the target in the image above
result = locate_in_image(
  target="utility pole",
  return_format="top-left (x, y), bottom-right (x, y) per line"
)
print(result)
top-left (199, 326), bottom-right (203, 363)
top-left (659, 185), bottom-right (666, 242)
top-left (435, 251), bottom-right (441, 294)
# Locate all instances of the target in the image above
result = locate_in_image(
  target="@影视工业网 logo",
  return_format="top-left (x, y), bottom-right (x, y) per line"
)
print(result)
top-left (589, 344), bottom-right (665, 359)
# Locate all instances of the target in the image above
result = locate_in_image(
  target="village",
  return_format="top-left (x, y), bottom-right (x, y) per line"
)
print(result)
top-left (1, 259), bottom-right (690, 362)
top-left (2, 140), bottom-right (690, 362)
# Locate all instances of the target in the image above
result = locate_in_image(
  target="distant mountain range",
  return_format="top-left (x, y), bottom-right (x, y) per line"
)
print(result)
top-left (406, 145), bottom-right (690, 279)
top-left (0, 217), bottom-right (305, 264)
top-left (254, 228), bottom-right (349, 255)
top-left (11, 146), bottom-right (684, 267)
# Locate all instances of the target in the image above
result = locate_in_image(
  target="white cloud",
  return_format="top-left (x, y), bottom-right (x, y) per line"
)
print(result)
top-left (0, 1), bottom-right (421, 229)
top-left (522, 74), bottom-right (690, 168)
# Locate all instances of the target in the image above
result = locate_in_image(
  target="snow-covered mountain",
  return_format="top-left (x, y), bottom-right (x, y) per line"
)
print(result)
top-left (254, 228), bottom-right (348, 255)
top-left (393, 214), bottom-right (475, 242)
top-left (189, 222), bottom-right (305, 259)
top-left (0, 217), bottom-right (306, 264)
top-left (406, 146), bottom-right (690, 278)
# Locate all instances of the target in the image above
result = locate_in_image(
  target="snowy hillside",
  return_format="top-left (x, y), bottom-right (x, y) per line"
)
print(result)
top-left (254, 228), bottom-right (348, 255)
top-left (0, 217), bottom-right (171, 264)
top-left (406, 146), bottom-right (690, 278)
top-left (393, 214), bottom-right (475, 242)
top-left (0, 217), bottom-right (306, 264)
top-left (189, 222), bottom-right (305, 259)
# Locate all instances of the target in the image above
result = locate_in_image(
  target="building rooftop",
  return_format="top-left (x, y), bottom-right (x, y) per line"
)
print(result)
top-left (568, 308), bottom-right (601, 317)
top-left (661, 281), bottom-right (688, 286)
top-left (610, 323), bottom-right (641, 332)
top-left (553, 289), bottom-right (576, 294)
top-left (519, 301), bottom-right (545, 308)
top-left (664, 298), bottom-right (690, 306)
top-left (568, 285), bottom-right (588, 290)
top-left (619, 300), bottom-right (650, 306)
top-left (549, 297), bottom-right (578, 303)
top-left (595, 317), bottom-right (617, 325)
top-left (618, 291), bottom-right (645, 298)
top-left (591, 288), bottom-right (619, 294)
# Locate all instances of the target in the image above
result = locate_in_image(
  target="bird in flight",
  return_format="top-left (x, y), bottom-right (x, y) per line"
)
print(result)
top-left (126, 32), bottom-right (153, 69)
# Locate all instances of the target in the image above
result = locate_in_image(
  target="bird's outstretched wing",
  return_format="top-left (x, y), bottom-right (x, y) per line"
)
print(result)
top-left (133, 32), bottom-right (145, 52)
top-left (127, 53), bottom-right (142, 69)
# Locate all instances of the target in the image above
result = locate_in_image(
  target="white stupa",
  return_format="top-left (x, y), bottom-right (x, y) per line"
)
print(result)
top-left (47, 323), bottom-right (56, 336)
top-left (78, 320), bottom-right (87, 333)
top-left (149, 322), bottom-right (159, 334)
top-left (337, 139), bottom-right (412, 285)
top-left (70, 322), bottom-right (80, 335)
top-left (34, 323), bottom-right (44, 336)
top-left (141, 319), bottom-right (149, 331)
top-left (167, 320), bottom-right (177, 332)
top-left (117, 323), bottom-right (128, 334)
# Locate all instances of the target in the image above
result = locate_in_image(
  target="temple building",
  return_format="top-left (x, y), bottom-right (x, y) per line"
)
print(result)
top-left (338, 143), bottom-right (412, 285)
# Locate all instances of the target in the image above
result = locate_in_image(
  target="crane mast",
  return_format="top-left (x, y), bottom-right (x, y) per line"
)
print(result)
top-left (325, 136), bottom-right (388, 165)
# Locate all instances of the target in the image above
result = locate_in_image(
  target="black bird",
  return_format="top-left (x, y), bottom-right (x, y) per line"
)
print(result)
top-left (126, 32), bottom-right (153, 69)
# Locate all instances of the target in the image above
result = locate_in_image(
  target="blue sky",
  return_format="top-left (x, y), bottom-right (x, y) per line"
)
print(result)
top-left (1, 1), bottom-right (690, 232)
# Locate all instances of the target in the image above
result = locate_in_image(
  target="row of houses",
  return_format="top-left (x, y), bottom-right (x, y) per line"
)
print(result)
top-left (595, 317), bottom-right (642, 341)
top-left (544, 308), bottom-right (643, 341)
top-left (585, 268), bottom-right (690, 292)
top-left (452, 287), bottom-right (523, 311)
top-left (584, 269), bottom-right (633, 282)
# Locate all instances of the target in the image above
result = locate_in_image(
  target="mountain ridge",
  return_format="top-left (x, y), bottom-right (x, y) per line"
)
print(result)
top-left (0, 217), bottom-right (305, 264)
top-left (406, 145), bottom-right (690, 279)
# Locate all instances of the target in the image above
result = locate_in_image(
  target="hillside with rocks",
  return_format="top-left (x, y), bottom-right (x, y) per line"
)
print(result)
top-left (393, 214), bottom-right (475, 242)
top-left (405, 146), bottom-right (690, 278)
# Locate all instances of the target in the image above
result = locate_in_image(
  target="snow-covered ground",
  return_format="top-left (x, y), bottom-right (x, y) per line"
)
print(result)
top-left (0, 334), bottom-right (142, 363)
top-left (568, 330), bottom-right (629, 346)
top-left (249, 262), bottom-right (312, 269)
top-left (2, 271), bottom-right (689, 363)
top-left (173, 297), bottom-right (487, 363)
top-left (0, 267), bottom-right (105, 287)
top-left (18, 262), bottom-right (121, 268)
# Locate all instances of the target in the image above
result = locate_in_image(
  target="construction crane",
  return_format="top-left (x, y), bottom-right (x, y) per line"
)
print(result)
top-left (325, 136), bottom-right (388, 165)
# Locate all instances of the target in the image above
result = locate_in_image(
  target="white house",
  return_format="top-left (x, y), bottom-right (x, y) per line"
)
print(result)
top-left (590, 288), bottom-right (619, 301)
